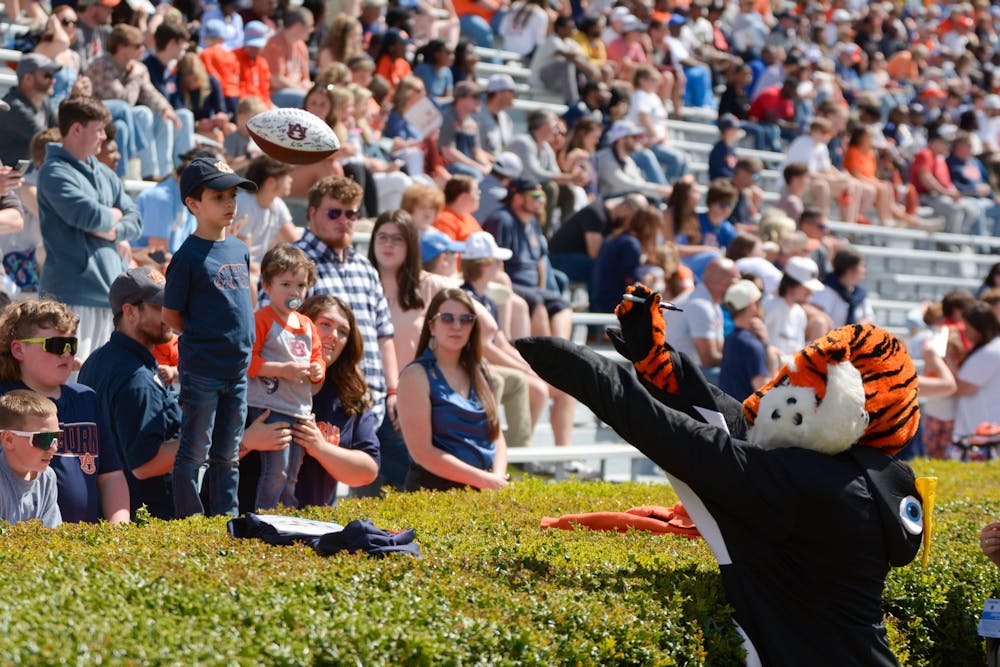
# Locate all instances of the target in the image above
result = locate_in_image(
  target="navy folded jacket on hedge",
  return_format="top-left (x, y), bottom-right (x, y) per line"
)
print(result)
top-left (227, 513), bottom-right (421, 558)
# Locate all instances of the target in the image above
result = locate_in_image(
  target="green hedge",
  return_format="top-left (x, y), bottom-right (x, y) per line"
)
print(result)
top-left (1, 459), bottom-right (999, 665)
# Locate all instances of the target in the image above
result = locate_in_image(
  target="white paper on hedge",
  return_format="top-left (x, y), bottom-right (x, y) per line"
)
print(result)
top-left (254, 514), bottom-right (345, 537)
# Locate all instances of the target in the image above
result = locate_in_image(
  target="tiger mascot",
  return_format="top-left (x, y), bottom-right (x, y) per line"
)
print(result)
top-left (515, 284), bottom-right (929, 667)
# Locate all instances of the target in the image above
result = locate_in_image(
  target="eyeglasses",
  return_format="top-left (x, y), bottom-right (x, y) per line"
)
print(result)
top-left (6, 430), bottom-right (63, 450)
top-left (323, 207), bottom-right (360, 221)
top-left (526, 191), bottom-right (545, 200)
top-left (374, 232), bottom-right (406, 246)
top-left (37, 72), bottom-right (54, 80)
top-left (433, 312), bottom-right (476, 326)
top-left (60, 18), bottom-right (77, 26)
top-left (18, 336), bottom-right (78, 356)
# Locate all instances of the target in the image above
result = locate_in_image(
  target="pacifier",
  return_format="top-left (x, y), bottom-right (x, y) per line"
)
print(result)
top-left (285, 298), bottom-right (303, 310)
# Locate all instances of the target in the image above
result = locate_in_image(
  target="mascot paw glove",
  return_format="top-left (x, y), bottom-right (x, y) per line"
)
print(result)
top-left (610, 284), bottom-right (680, 394)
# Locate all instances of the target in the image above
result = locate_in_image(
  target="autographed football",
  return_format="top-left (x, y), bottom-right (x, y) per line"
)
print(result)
top-left (246, 108), bottom-right (340, 165)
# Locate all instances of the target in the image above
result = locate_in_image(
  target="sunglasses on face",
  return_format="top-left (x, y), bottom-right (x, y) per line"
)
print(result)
top-left (61, 18), bottom-right (77, 26)
top-left (18, 336), bottom-right (78, 356)
top-left (434, 312), bottom-right (476, 326)
top-left (324, 207), bottom-right (360, 221)
top-left (6, 430), bottom-right (63, 450)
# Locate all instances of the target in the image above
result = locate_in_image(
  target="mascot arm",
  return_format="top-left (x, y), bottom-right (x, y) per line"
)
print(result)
top-left (516, 336), bottom-right (798, 536)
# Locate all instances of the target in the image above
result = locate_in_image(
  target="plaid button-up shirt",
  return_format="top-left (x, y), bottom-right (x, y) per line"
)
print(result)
top-left (292, 230), bottom-right (394, 422)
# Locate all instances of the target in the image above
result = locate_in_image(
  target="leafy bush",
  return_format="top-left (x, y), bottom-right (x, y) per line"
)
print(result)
top-left (0, 460), bottom-right (998, 665)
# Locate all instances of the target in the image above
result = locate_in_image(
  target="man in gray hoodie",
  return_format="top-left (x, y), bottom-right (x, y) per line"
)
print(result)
top-left (38, 96), bottom-right (142, 361)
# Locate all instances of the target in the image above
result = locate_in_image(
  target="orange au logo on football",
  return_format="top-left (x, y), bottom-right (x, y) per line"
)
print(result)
top-left (287, 123), bottom-right (308, 141)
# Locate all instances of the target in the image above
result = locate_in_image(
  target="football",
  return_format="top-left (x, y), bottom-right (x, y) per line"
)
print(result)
top-left (246, 108), bottom-right (341, 165)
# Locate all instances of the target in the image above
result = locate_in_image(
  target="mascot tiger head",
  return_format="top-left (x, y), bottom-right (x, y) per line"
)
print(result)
top-left (742, 324), bottom-right (920, 455)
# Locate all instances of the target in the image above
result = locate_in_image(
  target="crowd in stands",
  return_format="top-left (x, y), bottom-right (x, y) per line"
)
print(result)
top-left (3, 0), bottom-right (1000, 526)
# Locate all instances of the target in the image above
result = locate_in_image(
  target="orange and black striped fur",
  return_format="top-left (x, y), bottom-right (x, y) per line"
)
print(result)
top-left (743, 323), bottom-right (920, 455)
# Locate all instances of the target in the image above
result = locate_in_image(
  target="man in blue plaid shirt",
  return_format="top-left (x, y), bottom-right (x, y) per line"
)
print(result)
top-left (291, 177), bottom-right (399, 428)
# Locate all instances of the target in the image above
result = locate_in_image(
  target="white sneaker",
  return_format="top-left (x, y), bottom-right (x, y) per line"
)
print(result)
top-left (559, 460), bottom-right (602, 480)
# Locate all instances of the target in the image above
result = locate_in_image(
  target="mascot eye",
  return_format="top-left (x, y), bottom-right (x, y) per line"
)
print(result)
top-left (777, 376), bottom-right (791, 387)
top-left (898, 496), bottom-right (923, 535)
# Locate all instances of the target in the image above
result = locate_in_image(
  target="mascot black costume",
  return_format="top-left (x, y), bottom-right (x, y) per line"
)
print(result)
top-left (515, 285), bottom-right (932, 666)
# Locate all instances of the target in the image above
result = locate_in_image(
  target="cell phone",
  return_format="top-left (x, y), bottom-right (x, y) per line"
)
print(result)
top-left (15, 160), bottom-right (30, 175)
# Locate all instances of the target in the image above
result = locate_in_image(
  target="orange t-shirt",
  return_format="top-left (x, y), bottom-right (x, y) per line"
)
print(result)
top-left (200, 44), bottom-right (241, 98)
top-left (376, 55), bottom-right (412, 93)
top-left (843, 145), bottom-right (876, 180)
top-left (433, 206), bottom-right (482, 241)
top-left (261, 34), bottom-right (310, 91)
top-left (452, 0), bottom-right (495, 23)
top-left (885, 51), bottom-right (919, 82)
top-left (234, 48), bottom-right (273, 107)
top-left (152, 337), bottom-right (179, 368)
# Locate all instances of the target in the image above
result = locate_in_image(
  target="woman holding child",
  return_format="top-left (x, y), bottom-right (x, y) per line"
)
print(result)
top-left (397, 288), bottom-right (508, 491)
top-left (238, 294), bottom-right (379, 509)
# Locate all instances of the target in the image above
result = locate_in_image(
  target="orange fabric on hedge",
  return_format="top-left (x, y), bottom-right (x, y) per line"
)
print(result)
top-left (540, 502), bottom-right (701, 537)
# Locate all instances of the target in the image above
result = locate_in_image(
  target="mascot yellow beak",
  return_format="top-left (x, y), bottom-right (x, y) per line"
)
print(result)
top-left (915, 477), bottom-right (937, 566)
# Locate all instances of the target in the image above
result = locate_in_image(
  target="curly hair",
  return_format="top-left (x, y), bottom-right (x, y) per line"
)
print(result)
top-left (299, 295), bottom-right (372, 417)
top-left (0, 301), bottom-right (79, 382)
top-left (307, 175), bottom-right (363, 211)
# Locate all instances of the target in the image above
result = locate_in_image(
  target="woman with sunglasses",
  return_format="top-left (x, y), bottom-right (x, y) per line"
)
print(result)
top-left (0, 300), bottom-right (130, 524)
top-left (397, 288), bottom-right (507, 491)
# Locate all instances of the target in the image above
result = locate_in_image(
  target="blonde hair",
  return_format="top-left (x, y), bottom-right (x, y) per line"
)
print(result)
top-left (0, 389), bottom-right (57, 431)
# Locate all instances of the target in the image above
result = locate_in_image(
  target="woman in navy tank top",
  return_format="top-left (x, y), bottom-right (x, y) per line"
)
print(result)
top-left (397, 288), bottom-right (509, 491)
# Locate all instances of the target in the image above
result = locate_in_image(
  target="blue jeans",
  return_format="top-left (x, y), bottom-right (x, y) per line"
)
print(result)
top-left (631, 148), bottom-right (670, 185)
top-left (682, 64), bottom-right (715, 108)
top-left (250, 407), bottom-right (304, 509)
top-left (647, 143), bottom-right (688, 183)
top-left (459, 14), bottom-right (495, 49)
top-left (135, 105), bottom-right (176, 180)
top-left (173, 372), bottom-right (247, 518)
top-left (740, 121), bottom-right (781, 152)
top-left (446, 162), bottom-right (484, 181)
top-left (104, 100), bottom-right (148, 178)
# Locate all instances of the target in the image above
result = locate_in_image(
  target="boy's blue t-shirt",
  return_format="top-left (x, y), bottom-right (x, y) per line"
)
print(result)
top-left (0, 381), bottom-right (122, 523)
top-left (697, 211), bottom-right (737, 251)
top-left (163, 234), bottom-right (254, 379)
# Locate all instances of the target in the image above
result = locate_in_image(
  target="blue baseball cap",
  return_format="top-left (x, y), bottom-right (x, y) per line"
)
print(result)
top-left (420, 228), bottom-right (465, 263)
top-left (179, 157), bottom-right (256, 202)
top-left (203, 19), bottom-right (227, 40)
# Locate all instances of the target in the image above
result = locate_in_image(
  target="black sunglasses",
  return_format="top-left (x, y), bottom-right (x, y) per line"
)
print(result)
top-left (18, 336), bottom-right (78, 356)
top-left (61, 18), bottom-right (77, 26)
top-left (7, 429), bottom-right (63, 450)
top-left (434, 312), bottom-right (476, 326)
top-left (325, 207), bottom-right (360, 221)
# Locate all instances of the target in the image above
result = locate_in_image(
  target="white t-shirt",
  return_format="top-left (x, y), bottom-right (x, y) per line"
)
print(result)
top-left (954, 337), bottom-right (1000, 438)
top-left (499, 4), bottom-right (549, 57)
top-left (784, 135), bottom-right (832, 173)
top-left (664, 282), bottom-right (724, 365)
top-left (235, 190), bottom-right (293, 267)
top-left (809, 286), bottom-right (875, 328)
top-left (762, 295), bottom-right (807, 358)
top-left (626, 89), bottom-right (669, 142)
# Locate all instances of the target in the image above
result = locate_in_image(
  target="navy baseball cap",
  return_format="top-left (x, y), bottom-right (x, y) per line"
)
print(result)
top-left (420, 228), bottom-right (465, 263)
top-left (179, 157), bottom-right (256, 202)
